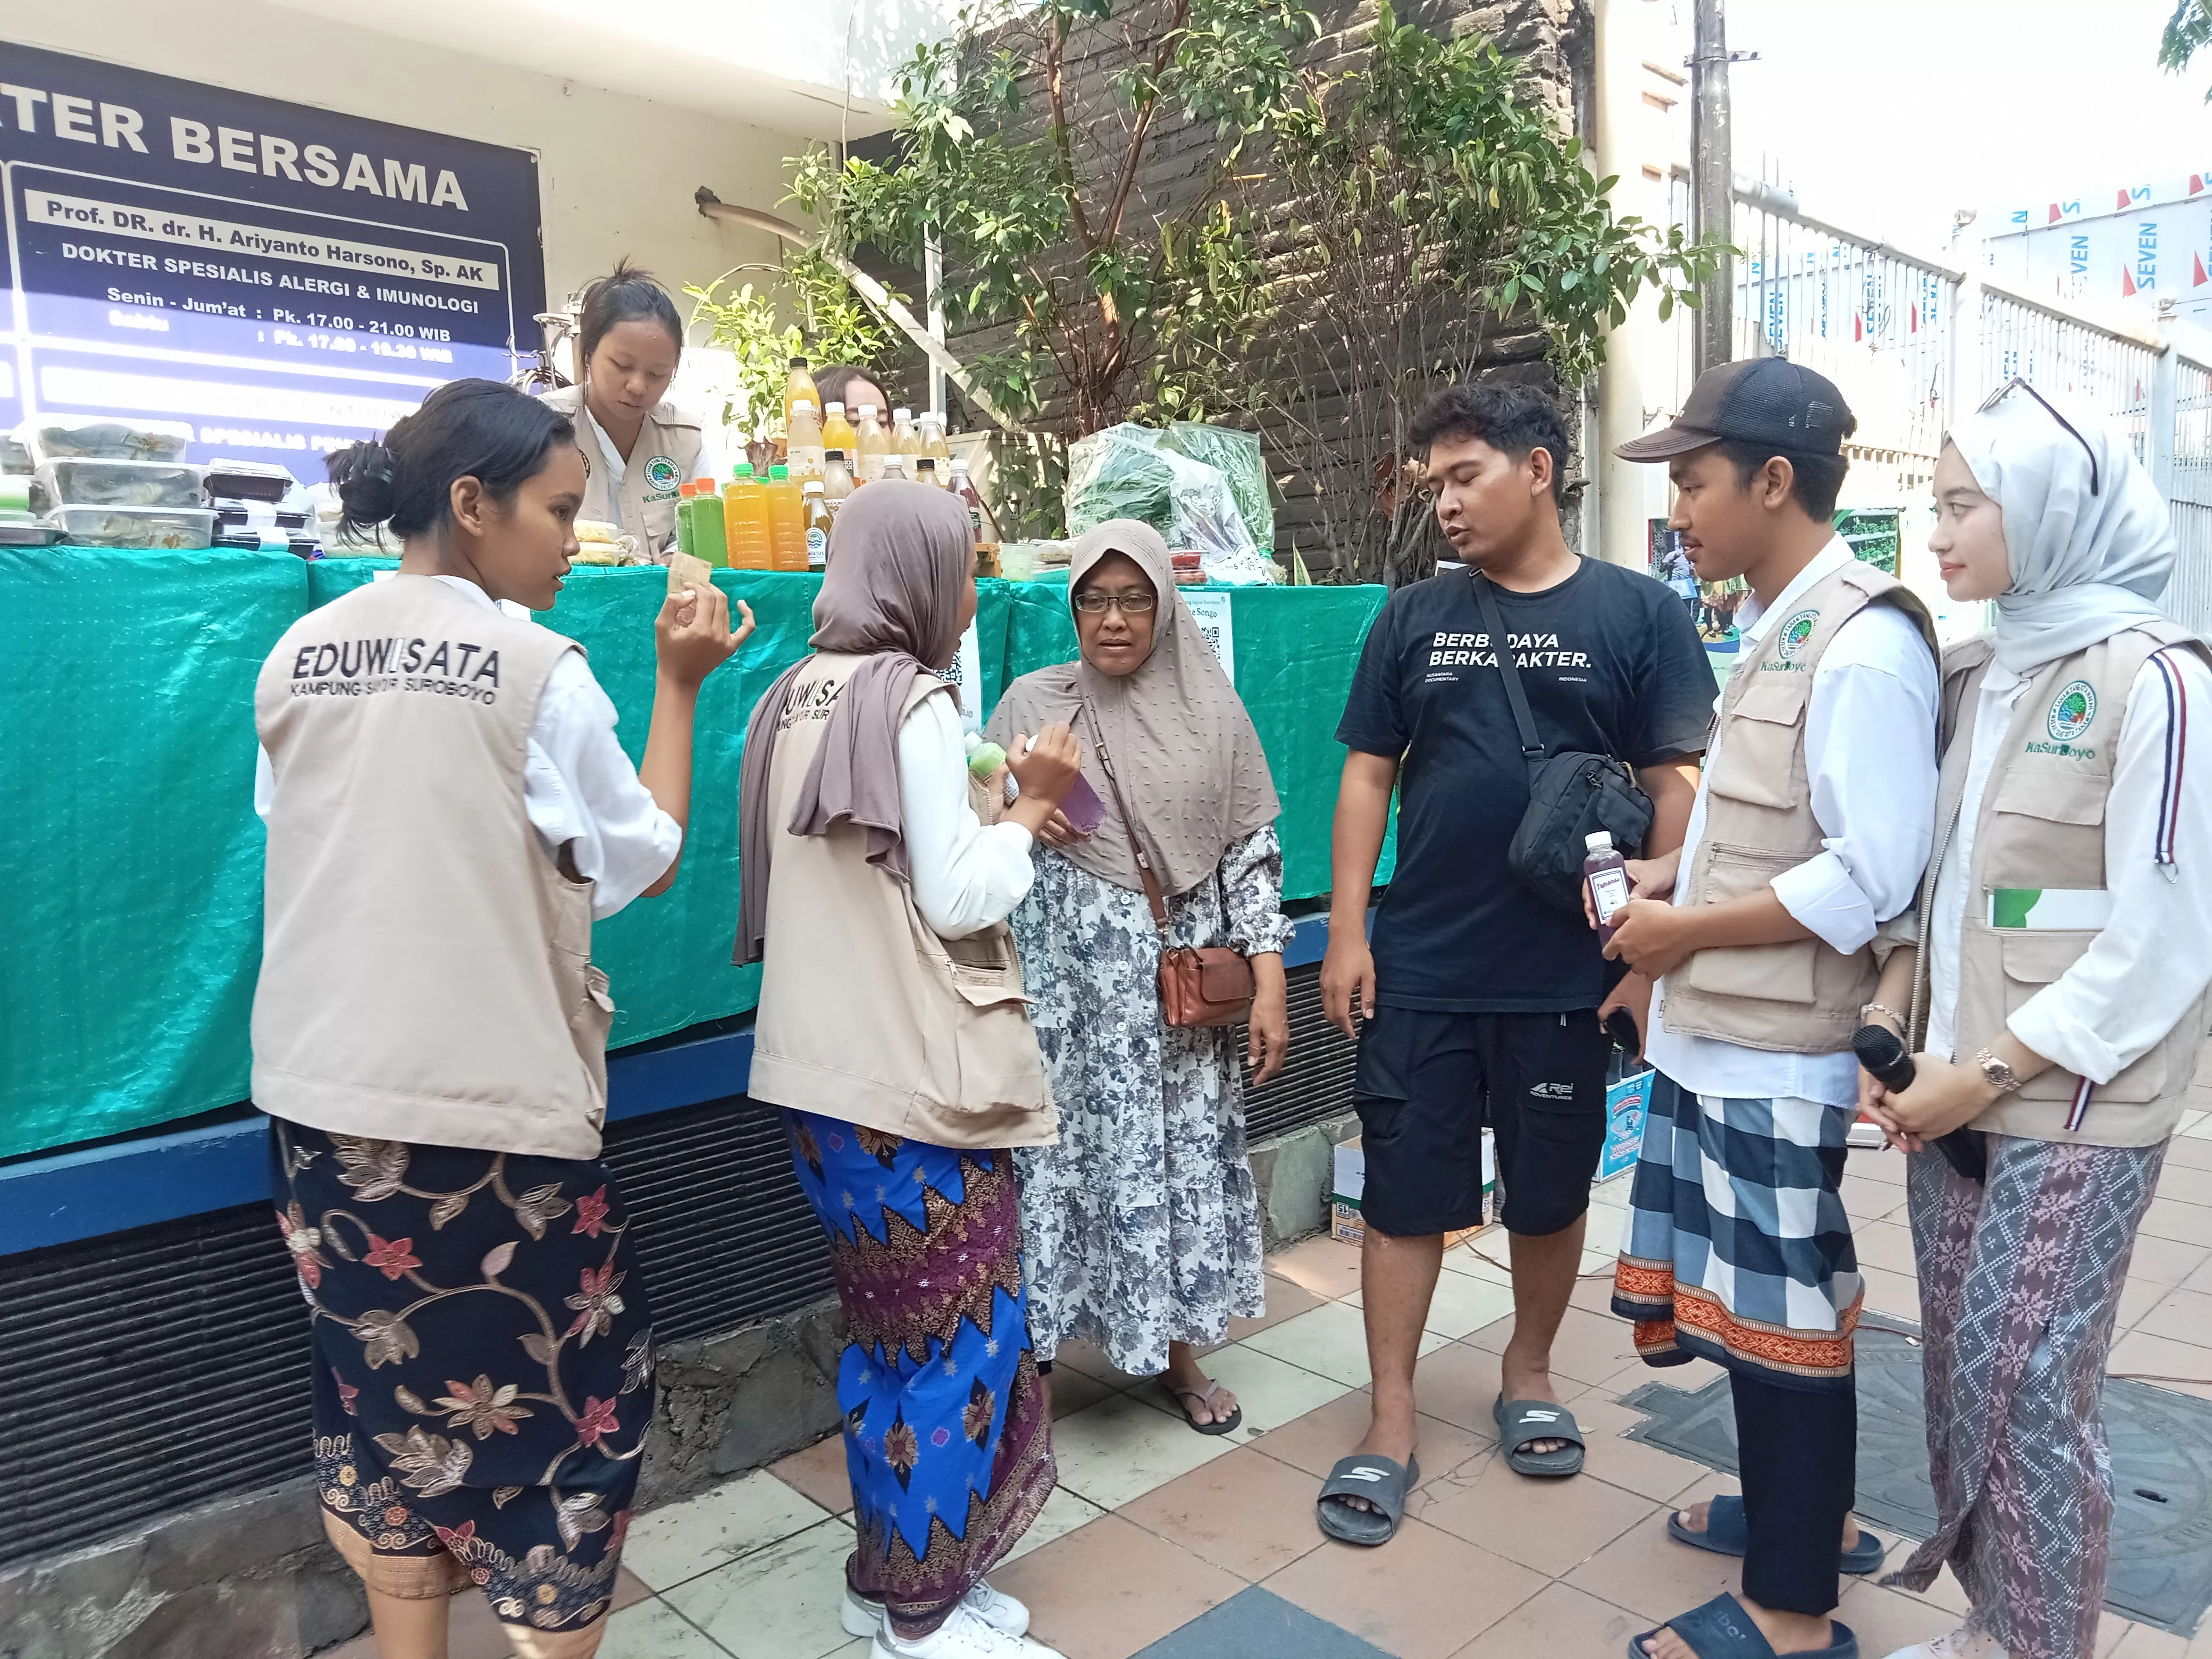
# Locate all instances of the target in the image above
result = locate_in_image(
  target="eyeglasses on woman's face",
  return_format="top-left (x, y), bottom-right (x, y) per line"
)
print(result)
top-left (1071, 590), bottom-right (1158, 615)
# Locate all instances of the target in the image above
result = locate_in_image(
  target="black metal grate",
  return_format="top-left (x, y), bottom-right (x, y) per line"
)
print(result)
top-left (1243, 962), bottom-right (1359, 1144)
top-left (0, 1093), bottom-right (828, 1569)
top-left (0, 968), bottom-right (1355, 1570)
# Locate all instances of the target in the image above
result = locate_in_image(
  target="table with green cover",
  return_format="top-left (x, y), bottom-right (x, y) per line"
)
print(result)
top-left (0, 551), bottom-right (1390, 1160)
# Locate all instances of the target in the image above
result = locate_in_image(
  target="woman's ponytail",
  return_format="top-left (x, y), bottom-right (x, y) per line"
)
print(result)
top-left (323, 380), bottom-right (575, 541)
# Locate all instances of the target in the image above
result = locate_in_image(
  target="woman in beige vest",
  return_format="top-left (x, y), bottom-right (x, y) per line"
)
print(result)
top-left (736, 482), bottom-right (1082, 1659)
top-left (985, 522), bottom-right (1291, 1435)
top-left (1863, 385), bottom-right (2212, 1659)
top-left (254, 380), bottom-right (751, 1659)
top-left (541, 261), bottom-right (716, 555)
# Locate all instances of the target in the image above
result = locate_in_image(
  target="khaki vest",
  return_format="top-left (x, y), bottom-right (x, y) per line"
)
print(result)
top-left (1664, 559), bottom-right (1939, 1053)
top-left (1912, 625), bottom-right (2212, 1146)
top-left (541, 385), bottom-right (702, 550)
top-left (746, 654), bottom-right (1057, 1150)
top-left (252, 576), bottom-right (616, 1159)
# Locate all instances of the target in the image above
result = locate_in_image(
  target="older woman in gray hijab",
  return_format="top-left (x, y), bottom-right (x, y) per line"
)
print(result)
top-left (738, 482), bottom-right (1082, 1659)
top-left (1856, 387), bottom-right (2212, 1659)
top-left (986, 521), bottom-right (1292, 1434)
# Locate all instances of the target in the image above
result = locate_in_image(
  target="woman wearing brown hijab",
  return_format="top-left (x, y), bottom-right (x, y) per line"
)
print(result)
top-left (738, 482), bottom-right (1080, 1659)
top-left (986, 521), bottom-right (1292, 1434)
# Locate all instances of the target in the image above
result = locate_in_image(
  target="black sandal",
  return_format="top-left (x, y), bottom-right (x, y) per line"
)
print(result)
top-left (1314, 1453), bottom-right (1420, 1546)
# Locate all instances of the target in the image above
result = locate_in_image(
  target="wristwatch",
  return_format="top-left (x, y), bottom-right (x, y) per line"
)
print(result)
top-left (1972, 1046), bottom-right (2023, 1095)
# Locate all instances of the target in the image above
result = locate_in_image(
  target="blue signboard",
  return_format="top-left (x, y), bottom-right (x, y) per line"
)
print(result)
top-left (0, 43), bottom-right (543, 474)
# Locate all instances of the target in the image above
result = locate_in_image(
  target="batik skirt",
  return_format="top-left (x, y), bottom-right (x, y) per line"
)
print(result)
top-left (784, 1110), bottom-right (1055, 1639)
top-left (271, 1119), bottom-right (655, 1643)
top-left (1885, 1133), bottom-right (2164, 1659)
top-left (1612, 1074), bottom-right (1863, 1390)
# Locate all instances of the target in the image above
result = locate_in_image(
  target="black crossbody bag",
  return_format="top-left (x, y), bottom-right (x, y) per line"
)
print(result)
top-left (1469, 568), bottom-right (1655, 913)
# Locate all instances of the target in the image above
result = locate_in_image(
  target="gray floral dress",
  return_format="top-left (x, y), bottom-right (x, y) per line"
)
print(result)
top-left (1011, 826), bottom-right (1294, 1376)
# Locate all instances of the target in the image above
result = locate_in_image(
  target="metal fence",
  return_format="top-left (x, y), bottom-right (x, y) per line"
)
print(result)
top-left (1671, 182), bottom-right (2212, 635)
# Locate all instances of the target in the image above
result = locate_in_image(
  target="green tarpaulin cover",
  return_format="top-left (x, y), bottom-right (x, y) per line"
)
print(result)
top-left (2, 552), bottom-right (1388, 1159)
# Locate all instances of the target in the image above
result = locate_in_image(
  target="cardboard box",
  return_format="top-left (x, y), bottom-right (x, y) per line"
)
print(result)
top-left (1329, 1134), bottom-right (1492, 1247)
top-left (1597, 1070), bottom-right (1654, 1182)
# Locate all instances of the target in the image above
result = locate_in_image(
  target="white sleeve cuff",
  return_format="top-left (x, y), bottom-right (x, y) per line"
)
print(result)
top-left (2007, 994), bottom-right (2125, 1086)
top-left (1770, 850), bottom-right (1878, 956)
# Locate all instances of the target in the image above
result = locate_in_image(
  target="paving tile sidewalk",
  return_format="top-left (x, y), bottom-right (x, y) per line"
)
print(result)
top-left (325, 1108), bottom-right (2212, 1659)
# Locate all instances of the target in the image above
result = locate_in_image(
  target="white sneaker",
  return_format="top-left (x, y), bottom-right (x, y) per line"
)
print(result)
top-left (872, 1602), bottom-right (1063, 1658)
top-left (1884, 1628), bottom-right (2011, 1659)
top-left (843, 1581), bottom-right (1032, 1640)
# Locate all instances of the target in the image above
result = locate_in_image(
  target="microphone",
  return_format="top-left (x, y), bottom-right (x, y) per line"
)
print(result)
top-left (1852, 1024), bottom-right (1915, 1091)
top-left (1852, 1023), bottom-right (1985, 1184)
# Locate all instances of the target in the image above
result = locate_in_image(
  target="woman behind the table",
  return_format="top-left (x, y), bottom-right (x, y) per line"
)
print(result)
top-left (252, 379), bottom-right (749, 1659)
top-left (987, 521), bottom-right (1292, 1432)
top-left (1862, 386), bottom-right (2212, 1659)
top-left (738, 481), bottom-right (1082, 1659)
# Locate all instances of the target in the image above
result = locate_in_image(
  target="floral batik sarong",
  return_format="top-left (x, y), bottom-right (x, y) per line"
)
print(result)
top-left (1612, 1074), bottom-right (1863, 1390)
top-left (271, 1119), bottom-right (655, 1644)
top-left (785, 1110), bottom-right (1054, 1639)
top-left (1884, 1134), bottom-right (2164, 1659)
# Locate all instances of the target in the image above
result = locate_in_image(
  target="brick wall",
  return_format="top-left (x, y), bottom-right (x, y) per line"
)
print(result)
top-left (940, 0), bottom-right (1595, 572)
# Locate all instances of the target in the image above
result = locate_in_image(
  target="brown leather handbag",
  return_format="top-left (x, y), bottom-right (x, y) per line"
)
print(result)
top-left (1083, 698), bottom-right (1255, 1029)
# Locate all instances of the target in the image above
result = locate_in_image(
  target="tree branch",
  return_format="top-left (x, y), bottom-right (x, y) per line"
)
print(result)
top-left (1097, 0), bottom-right (1191, 252)
top-left (1044, 18), bottom-right (1096, 250)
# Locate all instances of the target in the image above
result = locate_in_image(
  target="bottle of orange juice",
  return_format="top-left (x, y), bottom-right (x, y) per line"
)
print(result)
top-left (821, 400), bottom-right (857, 460)
top-left (854, 404), bottom-right (889, 484)
top-left (765, 463), bottom-right (808, 572)
top-left (723, 462), bottom-right (771, 570)
top-left (783, 355), bottom-right (820, 430)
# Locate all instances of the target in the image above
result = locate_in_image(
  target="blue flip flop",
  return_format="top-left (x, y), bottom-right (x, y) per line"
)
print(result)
top-left (1628, 1593), bottom-right (1858, 1658)
top-left (1666, 1496), bottom-right (1887, 1575)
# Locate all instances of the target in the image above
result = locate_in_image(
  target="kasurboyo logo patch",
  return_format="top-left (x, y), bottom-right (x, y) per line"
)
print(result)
top-left (643, 455), bottom-right (681, 494)
top-left (1777, 609), bottom-right (1820, 660)
top-left (2047, 680), bottom-right (2097, 743)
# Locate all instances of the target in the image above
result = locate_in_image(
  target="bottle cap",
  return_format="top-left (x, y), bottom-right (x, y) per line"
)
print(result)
top-left (917, 457), bottom-right (937, 471)
top-left (825, 448), bottom-right (847, 463)
top-left (893, 407), bottom-right (912, 422)
top-left (769, 464), bottom-right (790, 479)
top-left (792, 399), bottom-right (816, 416)
top-left (857, 404), bottom-right (879, 418)
top-left (825, 401), bottom-right (845, 416)
top-left (732, 462), bottom-right (755, 479)
top-left (1585, 831), bottom-right (1614, 851)
top-left (789, 354), bottom-right (808, 368)
top-left (802, 481), bottom-right (824, 495)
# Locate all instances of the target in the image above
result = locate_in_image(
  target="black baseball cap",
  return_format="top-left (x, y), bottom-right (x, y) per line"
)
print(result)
top-left (1615, 357), bottom-right (1856, 462)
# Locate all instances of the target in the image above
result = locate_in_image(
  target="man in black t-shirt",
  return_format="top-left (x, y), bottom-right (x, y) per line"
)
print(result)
top-left (1313, 385), bottom-right (1714, 1543)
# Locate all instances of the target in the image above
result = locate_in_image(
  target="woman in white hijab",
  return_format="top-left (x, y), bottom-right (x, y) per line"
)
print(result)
top-left (1858, 383), bottom-right (2212, 1659)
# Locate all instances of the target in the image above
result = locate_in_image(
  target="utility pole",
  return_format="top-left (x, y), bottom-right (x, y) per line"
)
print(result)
top-left (1690, 0), bottom-right (1735, 371)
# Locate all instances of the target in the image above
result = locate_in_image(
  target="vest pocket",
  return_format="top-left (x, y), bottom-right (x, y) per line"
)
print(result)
top-left (1995, 927), bottom-right (2160, 1104)
top-left (1681, 839), bottom-right (1819, 1004)
top-left (1707, 679), bottom-right (1808, 810)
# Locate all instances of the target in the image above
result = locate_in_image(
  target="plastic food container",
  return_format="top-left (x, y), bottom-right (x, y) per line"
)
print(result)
top-left (0, 434), bottom-right (33, 475)
top-left (32, 459), bottom-right (206, 512)
top-left (206, 458), bottom-right (297, 502)
top-left (24, 417), bottom-right (194, 464)
top-left (49, 505), bottom-right (216, 548)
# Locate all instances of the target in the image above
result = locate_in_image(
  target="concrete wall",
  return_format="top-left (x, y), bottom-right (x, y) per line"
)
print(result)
top-left (0, 0), bottom-right (806, 322)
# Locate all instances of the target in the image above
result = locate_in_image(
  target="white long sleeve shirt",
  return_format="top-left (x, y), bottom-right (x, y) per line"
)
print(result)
top-left (1927, 646), bottom-right (2212, 1082)
top-left (1647, 539), bottom-right (1941, 1105)
top-left (255, 574), bottom-right (681, 919)
top-left (897, 691), bottom-right (1037, 938)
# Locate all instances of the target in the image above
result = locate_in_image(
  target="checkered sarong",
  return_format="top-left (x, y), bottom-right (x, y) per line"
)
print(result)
top-left (1612, 1072), bottom-right (1862, 1392)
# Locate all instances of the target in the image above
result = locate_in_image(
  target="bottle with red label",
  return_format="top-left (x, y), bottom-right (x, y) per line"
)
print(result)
top-left (1585, 830), bottom-right (1631, 946)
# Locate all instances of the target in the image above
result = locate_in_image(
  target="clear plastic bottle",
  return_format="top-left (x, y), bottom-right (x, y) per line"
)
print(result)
top-left (821, 400), bottom-right (857, 460)
top-left (803, 481), bottom-right (832, 572)
top-left (949, 458), bottom-right (986, 543)
top-left (783, 355), bottom-right (820, 431)
top-left (919, 412), bottom-right (954, 473)
top-left (786, 399), bottom-right (826, 482)
top-left (765, 463), bottom-right (808, 572)
top-left (1585, 830), bottom-right (1631, 947)
top-left (915, 457), bottom-right (939, 489)
top-left (823, 449), bottom-right (855, 512)
top-left (723, 462), bottom-right (770, 571)
top-left (891, 406), bottom-right (919, 461)
top-left (688, 478), bottom-right (727, 567)
top-left (853, 404), bottom-right (889, 484)
top-left (881, 453), bottom-right (908, 483)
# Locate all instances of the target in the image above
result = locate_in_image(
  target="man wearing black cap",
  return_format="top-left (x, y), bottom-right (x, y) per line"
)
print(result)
top-left (1603, 359), bottom-right (1941, 1659)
